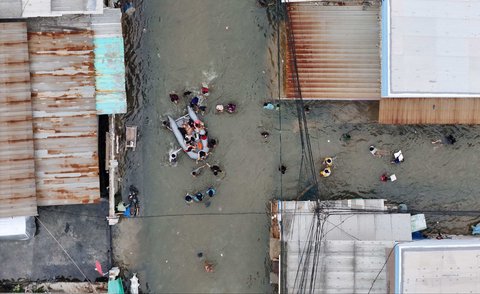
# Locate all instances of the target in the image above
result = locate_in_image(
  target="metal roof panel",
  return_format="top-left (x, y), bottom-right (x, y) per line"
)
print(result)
top-left (92, 8), bottom-right (127, 114)
top-left (285, 2), bottom-right (381, 100)
top-left (28, 29), bottom-right (100, 206)
top-left (0, 22), bottom-right (38, 217)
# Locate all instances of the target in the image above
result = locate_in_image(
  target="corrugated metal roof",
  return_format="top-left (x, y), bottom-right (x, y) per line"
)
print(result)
top-left (51, 0), bottom-right (102, 14)
top-left (379, 98), bottom-right (480, 124)
top-left (28, 29), bottom-right (100, 206)
top-left (286, 240), bottom-right (395, 293)
top-left (20, 0), bottom-right (102, 17)
top-left (0, 0), bottom-right (22, 18)
top-left (92, 8), bottom-right (127, 114)
top-left (22, 0), bottom-right (55, 18)
top-left (278, 200), bottom-right (411, 293)
top-left (0, 22), bottom-right (38, 217)
top-left (285, 2), bottom-right (381, 100)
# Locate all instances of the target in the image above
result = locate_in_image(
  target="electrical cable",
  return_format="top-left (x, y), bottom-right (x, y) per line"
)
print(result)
top-left (276, 0), bottom-right (284, 201)
top-left (40, 206), bottom-right (480, 219)
top-left (367, 243), bottom-right (398, 294)
top-left (284, 0), bottom-right (320, 200)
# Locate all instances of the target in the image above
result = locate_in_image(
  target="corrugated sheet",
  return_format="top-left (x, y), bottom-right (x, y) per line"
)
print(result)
top-left (379, 98), bottom-right (480, 124)
top-left (51, 0), bottom-right (102, 14)
top-left (285, 2), bottom-right (381, 100)
top-left (22, 0), bottom-right (56, 18)
top-left (92, 8), bottom-right (127, 114)
top-left (0, 23), bottom-right (38, 217)
top-left (0, 0), bottom-right (22, 18)
top-left (21, 0), bottom-right (102, 17)
top-left (28, 29), bottom-right (100, 206)
top-left (278, 200), bottom-right (411, 293)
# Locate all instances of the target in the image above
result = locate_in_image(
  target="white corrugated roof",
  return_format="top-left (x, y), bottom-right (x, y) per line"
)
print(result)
top-left (19, 0), bottom-right (102, 18)
top-left (0, 22), bottom-right (38, 217)
top-left (278, 200), bottom-right (412, 293)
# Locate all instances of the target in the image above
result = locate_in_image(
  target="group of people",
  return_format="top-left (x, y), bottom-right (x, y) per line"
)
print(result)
top-left (191, 163), bottom-right (223, 177)
top-left (179, 118), bottom-right (208, 159)
top-left (170, 85), bottom-right (239, 116)
top-left (320, 157), bottom-right (334, 177)
top-left (369, 145), bottom-right (405, 164)
top-left (166, 84), bottom-right (228, 205)
top-left (185, 187), bottom-right (217, 204)
top-left (369, 145), bottom-right (403, 182)
top-left (215, 103), bottom-right (237, 114)
top-left (170, 85), bottom-right (209, 114)
top-left (372, 134), bottom-right (456, 182)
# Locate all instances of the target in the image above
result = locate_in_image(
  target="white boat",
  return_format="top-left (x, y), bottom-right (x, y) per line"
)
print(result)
top-left (168, 106), bottom-right (209, 160)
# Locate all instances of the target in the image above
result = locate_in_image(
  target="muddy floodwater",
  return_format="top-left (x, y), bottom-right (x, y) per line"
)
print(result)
top-left (113, 0), bottom-right (480, 293)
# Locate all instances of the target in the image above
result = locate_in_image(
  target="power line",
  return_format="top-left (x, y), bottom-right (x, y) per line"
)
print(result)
top-left (40, 206), bottom-right (480, 221)
top-left (367, 243), bottom-right (398, 294)
top-left (276, 0), bottom-right (284, 202)
top-left (284, 0), bottom-right (320, 201)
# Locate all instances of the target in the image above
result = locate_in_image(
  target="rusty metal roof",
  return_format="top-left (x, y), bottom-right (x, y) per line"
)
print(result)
top-left (0, 22), bottom-right (38, 217)
top-left (28, 29), bottom-right (100, 206)
top-left (285, 2), bottom-right (381, 100)
top-left (379, 98), bottom-right (480, 124)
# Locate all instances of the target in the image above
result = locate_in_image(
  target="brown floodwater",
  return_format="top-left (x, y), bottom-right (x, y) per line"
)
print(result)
top-left (113, 1), bottom-right (480, 293)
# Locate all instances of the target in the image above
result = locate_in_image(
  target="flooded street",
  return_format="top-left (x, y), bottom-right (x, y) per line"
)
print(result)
top-left (113, 0), bottom-right (480, 293)
top-left (116, 1), bottom-right (278, 292)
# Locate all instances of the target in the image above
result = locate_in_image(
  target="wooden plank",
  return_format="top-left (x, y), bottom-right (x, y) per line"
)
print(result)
top-left (379, 98), bottom-right (480, 124)
top-left (125, 126), bottom-right (137, 151)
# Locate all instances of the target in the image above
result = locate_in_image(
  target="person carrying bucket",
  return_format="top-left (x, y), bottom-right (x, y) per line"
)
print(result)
top-left (320, 167), bottom-right (331, 177)
top-left (323, 157), bottom-right (333, 167)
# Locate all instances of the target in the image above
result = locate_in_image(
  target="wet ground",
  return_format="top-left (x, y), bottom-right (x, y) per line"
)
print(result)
top-left (113, 0), bottom-right (480, 293)
top-left (0, 204), bottom-right (110, 283)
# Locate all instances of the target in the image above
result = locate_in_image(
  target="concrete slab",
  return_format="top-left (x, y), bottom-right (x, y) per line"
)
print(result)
top-left (0, 202), bottom-right (111, 282)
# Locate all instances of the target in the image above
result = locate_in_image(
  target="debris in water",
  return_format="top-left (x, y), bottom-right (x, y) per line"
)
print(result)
top-left (204, 261), bottom-right (215, 272)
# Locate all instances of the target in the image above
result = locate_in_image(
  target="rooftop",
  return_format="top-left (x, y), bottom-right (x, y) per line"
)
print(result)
top-left (284, 1), bottom-right (381, 100)
top-left (0, 22), bottom-right (38, 217)
top-left (28, 28), bottom-right (100, 205)
top-left (0, 0), bottom-right (103, 18)
top-left (274, 199), bottom-right (412, 293)
top-left (382, 0), bottom-right (480, 97)
top-left (396, 240), bottom-right (480, 293)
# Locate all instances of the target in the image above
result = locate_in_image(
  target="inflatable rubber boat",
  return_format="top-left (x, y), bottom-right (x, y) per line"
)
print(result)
top-left (168, 106), bottom-right (209, 160)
